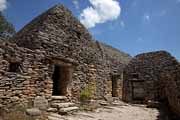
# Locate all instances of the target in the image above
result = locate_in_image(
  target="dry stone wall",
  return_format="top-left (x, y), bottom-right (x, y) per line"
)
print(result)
top-left (0, 4), bottom-right (131, 107)
top-left (123, 51), bottom-right (180, 116)
top-left (0, 41), bottom-right (53, 107)
top-left (160, 63), bottom-right (180, 115)
top-left (14, 4), bottom-right (131, 100)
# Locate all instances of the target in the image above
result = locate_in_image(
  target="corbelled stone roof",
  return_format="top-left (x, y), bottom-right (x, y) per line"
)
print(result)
top-left (123, 50), bottom-right (180, 115)
top-left (14, 4), bottom-right (93, 50)
top-left (13, 4), bottom-right (131, 64)
top-left (99, 42), bottom-right (131, 64)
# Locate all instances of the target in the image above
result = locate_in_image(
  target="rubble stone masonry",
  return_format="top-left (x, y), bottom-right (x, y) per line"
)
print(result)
top-left (0, 4), bottom-right (131, 107)
top-left (123, 51), bottom-right (180, 115)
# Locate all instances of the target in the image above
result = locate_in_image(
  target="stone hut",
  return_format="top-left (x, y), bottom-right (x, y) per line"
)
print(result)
top-left (123, 51), bottom-right (180, 115)
top-left (0, 4), bottom-right (131, 107)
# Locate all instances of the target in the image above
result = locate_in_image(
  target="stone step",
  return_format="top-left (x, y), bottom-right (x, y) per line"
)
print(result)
top-left (51, 100), bottom-right (66, 104)
top-left (59, 106), bottom-right (79, 114)
top-left (51, 102), bottom-right (75, 108)
top-left (47, 107), bottom-right (58, 112)
top-left (26, 108), bottom-right (42, 116)
top-left (51, 96), bottom-right (67, 100)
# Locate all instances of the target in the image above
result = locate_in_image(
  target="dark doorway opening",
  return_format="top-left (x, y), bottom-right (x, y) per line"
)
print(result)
top-left (52, 65), bottom-right (70, 96)
top-left (112, 75), bottom-right (119, 97)
top-left (8, 62), bottom-right (21, 73)
top-left (132, 81), bottom-right (146, 101)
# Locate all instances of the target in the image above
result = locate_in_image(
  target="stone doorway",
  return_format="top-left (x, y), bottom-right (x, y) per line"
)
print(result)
top-left (52, 64), bottom-right (71, 96)
top-left (112, 75), bottom-right (121, 97)
top-left (132, 81), bottom-right (146, 101)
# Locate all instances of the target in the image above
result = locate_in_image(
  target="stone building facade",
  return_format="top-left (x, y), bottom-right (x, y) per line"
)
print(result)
top-left (0, 4), bottom-right (131, 107)
top-left (123, 51), bottom-right (180, 115)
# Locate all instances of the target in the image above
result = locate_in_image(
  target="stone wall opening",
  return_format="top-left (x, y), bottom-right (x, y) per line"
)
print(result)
top-left (132, 81), bottom-right (146, 101)
top-left (8, 62), bottom-right (21, 73)
top-left (112, 75), bottom-right (120, 97)
top-left (52, 64), bottom-right (71, 96)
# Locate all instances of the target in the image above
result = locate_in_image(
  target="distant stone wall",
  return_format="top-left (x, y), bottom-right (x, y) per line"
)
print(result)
top-left (123, 51), bottom-right (180, 116)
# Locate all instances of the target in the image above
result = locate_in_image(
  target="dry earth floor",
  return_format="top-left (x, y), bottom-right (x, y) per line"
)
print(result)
top-left (51, 101), bottom-right (171, 120)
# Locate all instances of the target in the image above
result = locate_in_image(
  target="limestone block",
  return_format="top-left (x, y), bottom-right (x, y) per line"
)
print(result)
top-left (26, 108), bottom-right (42, 116)
top-left (34, 96), bottom-right (48, 110)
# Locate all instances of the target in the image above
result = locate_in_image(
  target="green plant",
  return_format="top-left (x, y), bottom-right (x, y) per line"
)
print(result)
top-left (80, 83), bottom-right (96, 101)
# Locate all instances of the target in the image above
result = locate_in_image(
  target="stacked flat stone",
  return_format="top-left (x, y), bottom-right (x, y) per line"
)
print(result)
top-left (123, 51), bottom-right (180, 116)
top-left (0, 4), bottom-right (131, 108)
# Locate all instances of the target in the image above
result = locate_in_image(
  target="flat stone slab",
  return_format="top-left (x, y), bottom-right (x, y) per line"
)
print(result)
top-left (26, 108), bottom-right (42, 116)
top-left (51, 96), bottom-right (67, 100)
top-left (47, 107), bottom-right (58, 112)
top-left (59, 106), bottom-right (79, 113)
top-left (99, 101), bottom-right (109, 106)
top-left (52, 102), bottom-right (75, 108)
top-left (34, 96), bottom-right (48, 110)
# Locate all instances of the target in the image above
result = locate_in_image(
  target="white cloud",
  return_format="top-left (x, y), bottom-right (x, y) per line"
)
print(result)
top-left (72, 0), bottom-right (79, 9)
top-left (80, 0), bottom-right (121, 28)
top-left (0, 0), bottom-right (7, 11)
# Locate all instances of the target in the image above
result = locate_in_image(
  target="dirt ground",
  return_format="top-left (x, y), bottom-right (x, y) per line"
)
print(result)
top-left (63, 101), bottom-right (169, 120)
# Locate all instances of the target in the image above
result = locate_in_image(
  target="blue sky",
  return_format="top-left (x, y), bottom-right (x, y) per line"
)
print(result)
top-left (1, 0), bottom-right (180, 60)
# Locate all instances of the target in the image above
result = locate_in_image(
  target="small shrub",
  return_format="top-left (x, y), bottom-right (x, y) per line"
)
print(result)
top-left (80, 83), bottom-right (96, 101)
top-left (80, 88), bottom-right (92, 101)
